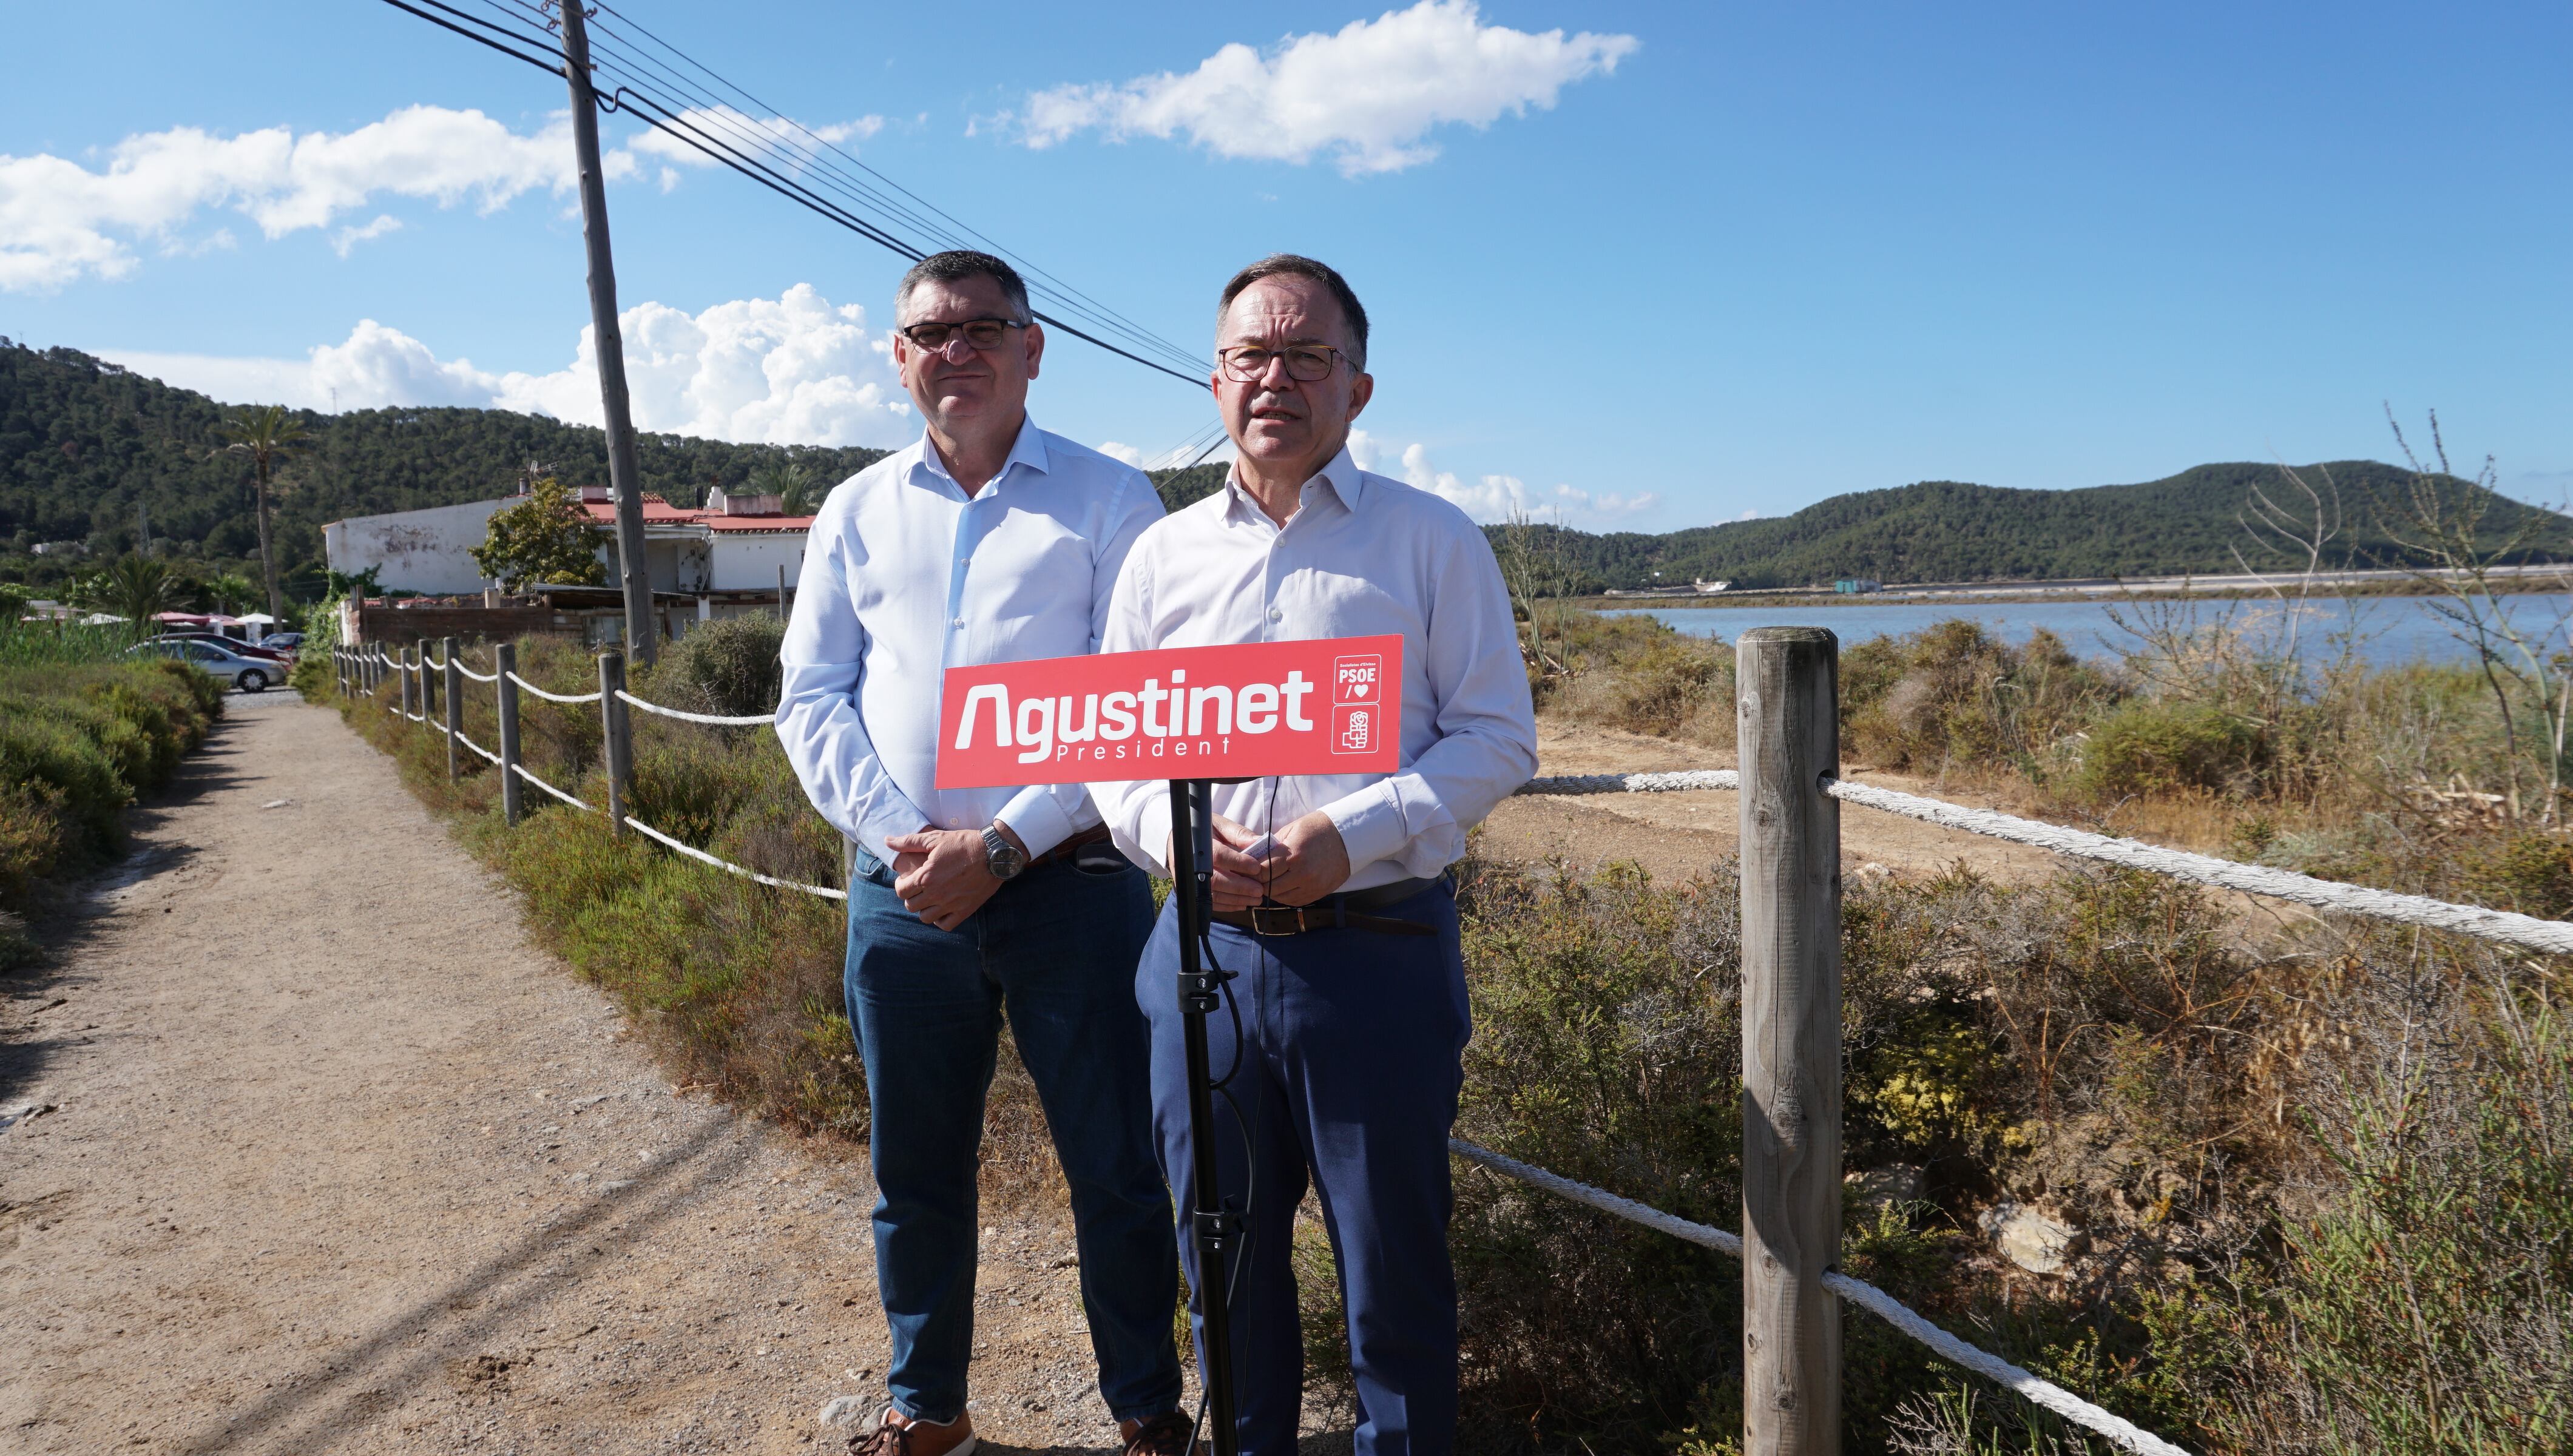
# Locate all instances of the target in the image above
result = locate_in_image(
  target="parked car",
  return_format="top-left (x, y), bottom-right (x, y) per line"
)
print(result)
top-left (154, 630), bottom-right (292, 662)
top-left (130, 637), bottom-right (286, 692)
top-left (259, 631), bottom-right (306, 653)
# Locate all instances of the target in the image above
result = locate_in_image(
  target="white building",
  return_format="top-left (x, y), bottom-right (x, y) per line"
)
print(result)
top-left (322, 498), bottom-right (512, 594)
top-left (323, 485), bottom-right (815, 602)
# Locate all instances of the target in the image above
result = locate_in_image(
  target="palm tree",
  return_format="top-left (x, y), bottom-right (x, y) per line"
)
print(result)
top-left (747, 459), bottom-right (816, 516)
top-left (215, 405), bottom-right (312, 618)
top-left (80, 555), bottom-right (189, 631)
top-left (205, 571), bottom-right (261, 616)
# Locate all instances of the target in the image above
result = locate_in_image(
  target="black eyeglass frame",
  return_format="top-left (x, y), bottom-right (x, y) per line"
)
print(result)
top-left (1215, 343), bottom-right (1359, 384)
top-left (896, 316), bottom-right (1032, 352)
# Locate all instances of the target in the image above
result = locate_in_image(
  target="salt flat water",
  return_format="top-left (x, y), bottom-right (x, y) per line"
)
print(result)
top-left (1609, 594), bottom-right (2573, 667)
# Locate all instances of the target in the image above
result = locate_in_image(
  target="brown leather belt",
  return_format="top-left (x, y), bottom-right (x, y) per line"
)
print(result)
top-left (1030, 824), bottom-right (1113, 869)
top-left (1211, 874), bottom-right (1445, 937)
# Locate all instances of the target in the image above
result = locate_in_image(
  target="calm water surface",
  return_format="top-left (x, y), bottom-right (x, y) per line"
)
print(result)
top-left (1609, 595), bottom-right (2573, 668)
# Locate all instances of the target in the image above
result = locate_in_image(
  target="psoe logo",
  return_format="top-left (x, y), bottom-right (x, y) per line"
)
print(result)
top-left (1334, 654), bottom-right (1381, 705)
top-left (1331, 703), bottom-right (1374, 755)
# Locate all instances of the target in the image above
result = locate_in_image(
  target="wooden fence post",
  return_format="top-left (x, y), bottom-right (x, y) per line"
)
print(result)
top-left (442, 636), bottom-right (462, 781)
top-left (399, 644), bottom-right (415, 721)
top-left (1737, 625), bottom-right (1842, 1456)
top-left (496, 642), bottom-right (524, 826)
top-left (778, 562), bottom-right (792, 622)
top-left (599, 649), bottom-right (631, 837)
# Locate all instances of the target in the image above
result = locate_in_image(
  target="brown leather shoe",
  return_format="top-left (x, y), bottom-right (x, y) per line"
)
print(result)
top-left (1120, 1410), bottom-right (1195, 1455)
top-left (850, 1404), bottom-right (978, 1456)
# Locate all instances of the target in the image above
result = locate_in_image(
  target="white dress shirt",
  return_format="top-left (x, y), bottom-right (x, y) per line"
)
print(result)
top-left (1095, 445), bottom-right (1538, 890)
top-left (776, 418), bottom-right (1163, 864)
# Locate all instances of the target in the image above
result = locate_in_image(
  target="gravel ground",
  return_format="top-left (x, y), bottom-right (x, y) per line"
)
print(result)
top-left (0, 691), bottom-right (1233, 1455)
top-left (0, 694), bottom-right (2054, 1455)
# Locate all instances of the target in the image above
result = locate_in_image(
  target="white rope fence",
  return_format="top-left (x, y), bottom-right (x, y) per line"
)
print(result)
top-left (1819, 777), bottom-right (2573, 956)
top-left (506, 672), bottom-right (604, 705)
top-left (615, 689), bottom-right (773, 727)
top-left (1520, 769), bottom-right (1740, 795)
top-left (1450, 1139), bottom-right (2193, 1456)
top-left (456, 729), bottom-right (501, 765)
top-left (456, 663), bottom-right (498, 683)
top-left (1513, 769), bottom-right (2573, 956)
top-left (510, 763), bottom-right (593, 812)
top-left (623, 816), bottom-right (848, 901)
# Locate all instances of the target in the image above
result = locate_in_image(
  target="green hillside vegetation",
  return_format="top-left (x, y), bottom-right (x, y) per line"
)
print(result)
top-left (10, 337), bottom-right (2565, 601)
top-left (0, 340), bottom-right (889, 597)
top-left (1515, 463), bottom-right (2573, 592)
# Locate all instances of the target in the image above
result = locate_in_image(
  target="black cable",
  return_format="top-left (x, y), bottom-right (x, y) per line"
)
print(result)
top-left (373, 0), bottom-right (563, 74)
top-left (587, 0), bottom-right (1210, 377)
top-left (384, 0), bottom-right (1214, 391)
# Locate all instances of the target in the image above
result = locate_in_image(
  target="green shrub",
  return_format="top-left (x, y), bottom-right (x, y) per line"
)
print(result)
top-left (1535, 610), bottom-right (1735, 744)
top-left (1844, 622), bottom-right (2119, 778)
top-left (0, 655), bottom-right (221, 908)
top-left (2077, 699), bottom-right (2267, 800)
top-left (656, 613), bottom-right (786, 719)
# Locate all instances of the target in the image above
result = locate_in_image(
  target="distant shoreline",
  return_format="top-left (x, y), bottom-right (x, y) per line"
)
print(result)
top-left (1576, 574), bottom-right (2571, 611)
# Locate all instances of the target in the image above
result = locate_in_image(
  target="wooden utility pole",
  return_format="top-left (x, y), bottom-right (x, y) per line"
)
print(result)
top-left (556, 1), bottom-right (656, 665)
top-left (1736, 626), bottom-right (1842, 1456)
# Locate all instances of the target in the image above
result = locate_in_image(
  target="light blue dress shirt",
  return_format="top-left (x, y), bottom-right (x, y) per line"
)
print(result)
top-left (775, 418), bottom-right (1165, 864)
top-left (1094, 446), bottom-right (1538, 891)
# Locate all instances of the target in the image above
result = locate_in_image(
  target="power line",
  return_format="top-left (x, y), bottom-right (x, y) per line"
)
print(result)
top-left (372, 0), bottom-right (1213, 392)
top-left (584, 0), bottom-right (1207, 376)
top-left (438, 0), bottom-right (1209, 383)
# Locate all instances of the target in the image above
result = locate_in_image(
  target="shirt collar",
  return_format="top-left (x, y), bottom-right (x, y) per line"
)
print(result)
top-left (908, 415), bottom-right (1050, 497)
top-left (1224, 443), bottom-right (1364, 524)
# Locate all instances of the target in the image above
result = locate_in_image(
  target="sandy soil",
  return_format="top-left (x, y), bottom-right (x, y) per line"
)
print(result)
top-left (0, 692), bottom-right (1203, 1455)
top-left (0, 697), bottom-right (2068, 1456)
top-left (1479, 722), bottom-right (2068, 885)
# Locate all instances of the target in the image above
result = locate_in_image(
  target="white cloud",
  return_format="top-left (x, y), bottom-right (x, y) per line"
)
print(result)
top-left (98, 284), bottom-right (915, 448)
top-left (1733, 508), bottom-right (1760, 522)
top-left (1095, 440), bottom-right (1147, 467)
top-left (1018, 1), bottom-right (1636, 176)
top-left (328, 213), bottom-right (404, 257)
top-left (0, 104), bottom-right (602, 291)
top-left (624, 105), bottom-right (885, 172)
top-left (1348, 430), bottom-right (1657, 524)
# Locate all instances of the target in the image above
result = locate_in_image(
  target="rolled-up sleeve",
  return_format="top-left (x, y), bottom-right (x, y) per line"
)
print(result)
top-left (1319, 516), bottom-right (1538, 879)
top-left (774, 494), bottom-right (925, 863)
top-left (993, 469), bottom-right (1166, 858)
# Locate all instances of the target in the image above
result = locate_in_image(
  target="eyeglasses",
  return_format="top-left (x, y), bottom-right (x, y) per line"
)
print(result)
top-left (897, 317), bottom-right (1028, 354)
top-left (1216, 344), bottom-right (1354, 384)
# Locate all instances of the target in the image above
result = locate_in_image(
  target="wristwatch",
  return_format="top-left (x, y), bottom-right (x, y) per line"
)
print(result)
top-left (982, 824), bottom-right (1027, 880)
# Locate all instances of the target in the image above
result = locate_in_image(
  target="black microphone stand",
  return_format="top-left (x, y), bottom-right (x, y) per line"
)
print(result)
top-left (1164, 777), bottom-right (1240, 1456)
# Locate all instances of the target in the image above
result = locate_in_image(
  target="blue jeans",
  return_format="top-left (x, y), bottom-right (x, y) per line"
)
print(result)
top-left (1138, 880), bottom-right (1472, 1456)
top-left (846, 849), bottom-right (1182, 1426)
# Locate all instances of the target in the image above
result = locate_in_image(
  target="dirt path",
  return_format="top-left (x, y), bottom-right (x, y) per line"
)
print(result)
top-left (0, 693), bottom-right (1171, 1456)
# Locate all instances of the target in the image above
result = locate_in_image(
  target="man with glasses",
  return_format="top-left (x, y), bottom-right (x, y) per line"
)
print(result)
top-left (777, 251), bottom-right (1192, 1456)
top-left (1095, 255), bottom-right (1539, 1455)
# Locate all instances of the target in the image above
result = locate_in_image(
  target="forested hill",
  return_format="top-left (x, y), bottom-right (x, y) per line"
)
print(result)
top-left (0, 340), bottom-right (892, 592)
top-left (1511, 463), bottom-right (2573, 592)
top-left (7, 339), bottom-right (2564, 596)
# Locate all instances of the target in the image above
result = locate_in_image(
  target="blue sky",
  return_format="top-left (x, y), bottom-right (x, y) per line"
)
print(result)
top-left (2, 1), bottom-right (2565, 530)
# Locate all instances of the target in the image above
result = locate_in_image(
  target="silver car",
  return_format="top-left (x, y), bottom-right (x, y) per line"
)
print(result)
top-left (130, 636), bottom-right (286, 692)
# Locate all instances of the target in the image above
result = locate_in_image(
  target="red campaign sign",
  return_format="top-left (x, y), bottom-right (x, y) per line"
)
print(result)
top-left (934, 635), bottom-right (1404, 789)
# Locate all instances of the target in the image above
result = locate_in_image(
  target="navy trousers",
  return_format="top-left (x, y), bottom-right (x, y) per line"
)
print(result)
top-left (1137, 880), bottom-right (1471, 1456)
top-left (846, 851), bottom-right (1183, 1427)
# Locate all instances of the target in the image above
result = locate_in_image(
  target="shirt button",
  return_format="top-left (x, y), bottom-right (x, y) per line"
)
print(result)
top-left (953, 617), bottom-right (966, 628)
top-left (1268, 607), bottom-right (1283, 622)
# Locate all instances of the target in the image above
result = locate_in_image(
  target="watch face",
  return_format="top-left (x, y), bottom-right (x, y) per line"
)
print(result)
top-left (985, 829), bottom-right (1026, 878)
